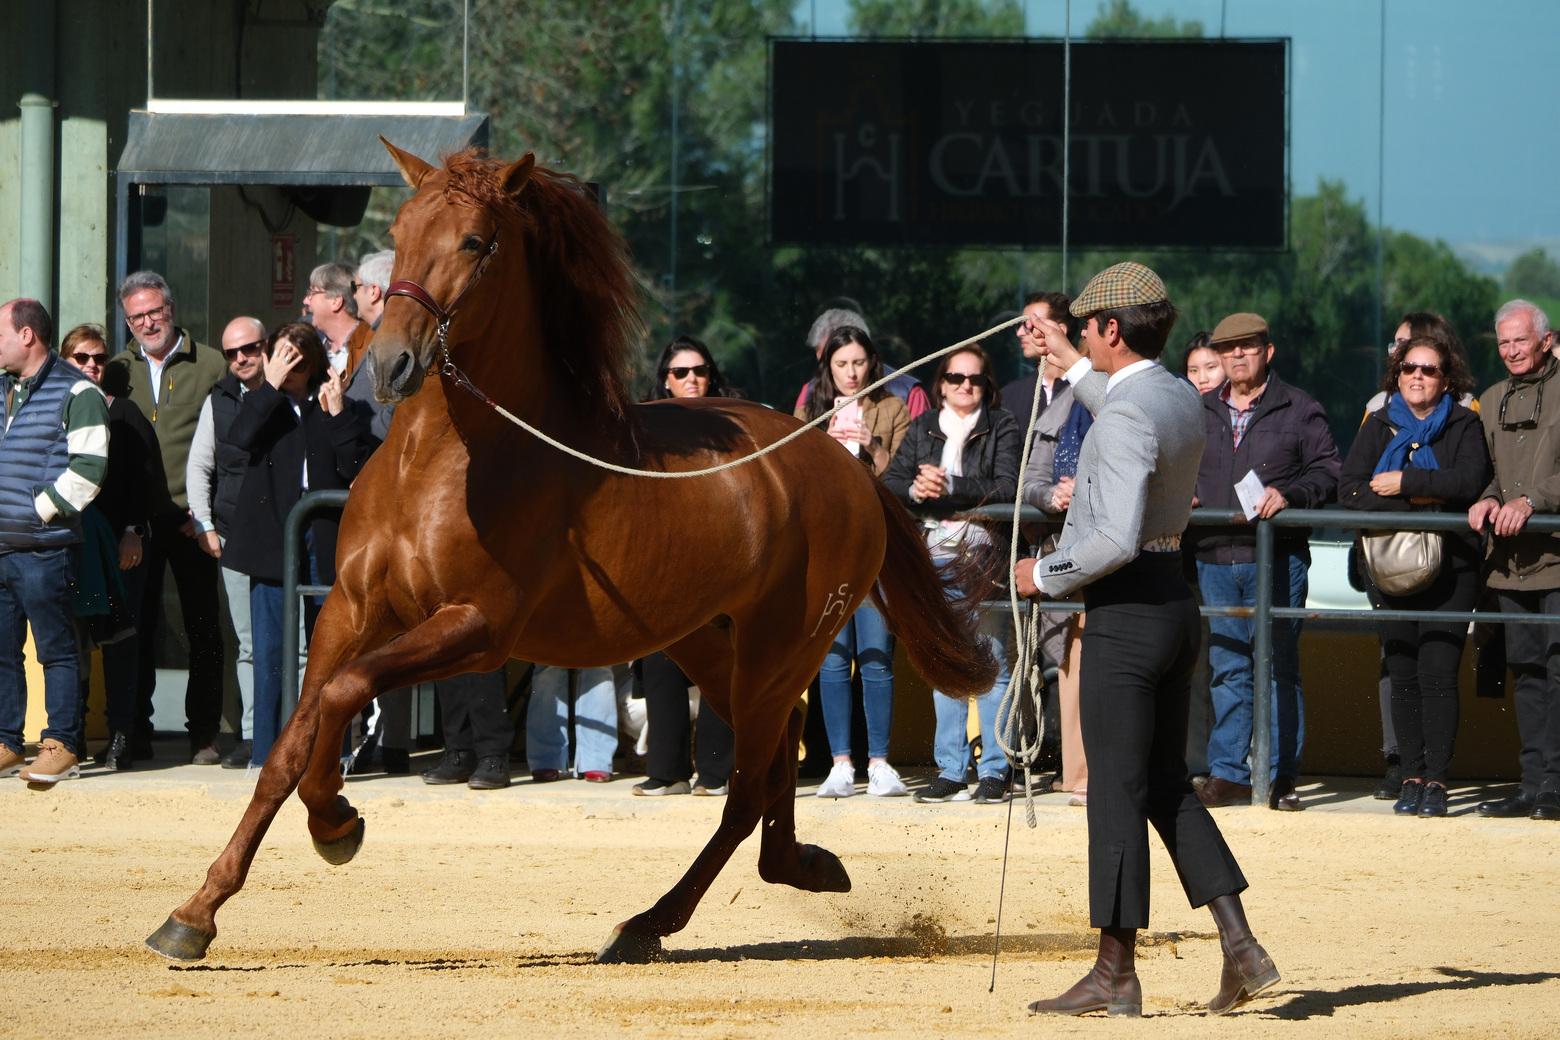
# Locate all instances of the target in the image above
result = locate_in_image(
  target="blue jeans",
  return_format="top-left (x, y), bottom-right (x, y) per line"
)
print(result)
top-left (1198, 554), bottom-right (1308, 784)
top-left (526, 665), bottom-right (619, 774)
top-left (818, 601), bottom-right (895, 760)
top-left (932, 609), bottom-right (1013, 783)
top-left (248, 538), bottom-right (320, 767)
top-left (0, 548), bottom-right (82, 755)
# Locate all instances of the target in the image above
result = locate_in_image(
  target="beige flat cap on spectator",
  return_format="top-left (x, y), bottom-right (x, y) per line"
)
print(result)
top-left (1069, 261), bottom-right (1170, 316)
top-left (1209, 312), bottom-right (1271, 345)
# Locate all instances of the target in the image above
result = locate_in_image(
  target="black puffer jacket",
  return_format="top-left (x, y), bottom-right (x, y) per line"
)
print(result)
top-left (882, 404), bottom-right (1022, 509)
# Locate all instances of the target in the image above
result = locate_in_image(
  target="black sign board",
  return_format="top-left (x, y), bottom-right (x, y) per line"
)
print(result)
top-left (770, 39), bottom-right (1288, 249)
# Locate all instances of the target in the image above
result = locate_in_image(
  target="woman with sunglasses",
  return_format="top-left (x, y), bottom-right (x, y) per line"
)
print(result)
top-left (794, 326), bottom-right (912, 798)
top-left (628, 336), bottom-right (737, 796)
top-left (221, 322), bottom-right (372, 769)
top-left (1341, 335), bottom-right (1491, 817)
top-left (884, 344), bottom-right (1022, 804)
top-left (60, 325), bottom-right (158, 770)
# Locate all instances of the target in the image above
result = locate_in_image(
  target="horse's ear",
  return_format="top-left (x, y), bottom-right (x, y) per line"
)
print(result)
top-left (500, 153), bottom-right (536, 200)
top-left (381, 136), bottom-right (435, 189)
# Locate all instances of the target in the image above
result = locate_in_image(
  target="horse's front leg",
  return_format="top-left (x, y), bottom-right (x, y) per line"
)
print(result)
top-left (296, 604), bottom-right (502, 860)
top-left (145, 605), bottom-right (362, 961)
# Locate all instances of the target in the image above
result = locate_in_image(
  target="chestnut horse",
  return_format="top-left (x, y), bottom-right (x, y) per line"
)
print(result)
top-left (145, 142), bottom-right (996, 964)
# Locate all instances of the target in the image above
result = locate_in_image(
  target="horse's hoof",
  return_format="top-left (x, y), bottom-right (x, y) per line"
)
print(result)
top-left (145, 915), bottom-right (215, 961)
top-left (312, 816), bottom-right (366, 866)
top-left (595, 922), bottom-right (665, 964)
top-left (799, 843), bottom-right (852, 893)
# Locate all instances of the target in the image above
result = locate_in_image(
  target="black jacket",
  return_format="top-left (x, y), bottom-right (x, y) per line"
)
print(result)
top-left (206, 373), bottom-right (251, 537)
top-left (94, 396), bottom-right (159, 536)
top-left (1339, 402), bottom-right (1492, 572)
top-left (883, 404), bottom-right (1022, 509)
top-left (1192, 374), bottom-right (1341, 564)
top-left (220, 383), bottom-right (373, 585)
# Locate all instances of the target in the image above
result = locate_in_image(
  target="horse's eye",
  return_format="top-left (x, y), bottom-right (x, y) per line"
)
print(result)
top-left (460, 235), bottom-right (483, 252)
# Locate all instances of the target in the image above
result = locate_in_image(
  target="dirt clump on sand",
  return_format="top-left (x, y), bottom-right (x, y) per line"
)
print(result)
top-left (5, 774), bottom-right (1558, 1039)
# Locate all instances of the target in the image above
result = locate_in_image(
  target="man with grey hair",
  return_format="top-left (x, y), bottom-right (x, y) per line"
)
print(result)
top-left (1473, 298), bottom-right (1560, 821)
top-left (791, 304), bottom-right (930, 418)
top-left (354, 250), bottom-right (395, 329)
top-left (103, 270), bottom-right (227, 763)
top-left (303, 261), bottom-right (371, 376)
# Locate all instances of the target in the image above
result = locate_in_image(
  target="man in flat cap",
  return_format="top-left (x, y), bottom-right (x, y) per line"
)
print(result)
top-left (1194, 313), bottom-right (1339, 812)
top-left (1014, 263), bottom-right (1279, 1017)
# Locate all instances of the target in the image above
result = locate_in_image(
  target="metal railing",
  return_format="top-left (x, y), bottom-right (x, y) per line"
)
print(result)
top-left (280, 492), bottom-right (1560, 809)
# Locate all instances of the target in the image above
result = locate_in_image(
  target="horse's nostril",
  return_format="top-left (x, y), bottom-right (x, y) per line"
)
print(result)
top-left (389, 351), bottom-right (413, 387)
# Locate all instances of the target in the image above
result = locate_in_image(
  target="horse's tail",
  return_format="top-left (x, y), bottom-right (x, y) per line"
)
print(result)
top-left (869, 479), bottom-right (999, 698)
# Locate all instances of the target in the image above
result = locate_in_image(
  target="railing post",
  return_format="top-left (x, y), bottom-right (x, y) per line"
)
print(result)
top-left (281, 496), bottom-right (307, 721)
top-left (1251, 517), bottom-right (1275, 809)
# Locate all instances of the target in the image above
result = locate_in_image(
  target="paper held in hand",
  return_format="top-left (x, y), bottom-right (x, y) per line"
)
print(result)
top-left (1234, 469), bottom-right (1266, 521)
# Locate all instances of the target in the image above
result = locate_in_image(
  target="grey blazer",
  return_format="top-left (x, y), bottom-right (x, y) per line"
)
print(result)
top-left (1037, 362), bottom-right (1205, 598)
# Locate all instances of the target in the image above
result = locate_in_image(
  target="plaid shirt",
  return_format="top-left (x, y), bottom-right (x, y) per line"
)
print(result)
top-left (1220, 381), bottom-right (1266, 449)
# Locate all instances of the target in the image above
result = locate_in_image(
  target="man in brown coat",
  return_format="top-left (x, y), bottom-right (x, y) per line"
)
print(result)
top-left (1470, 298), bottom-right (1560, 821)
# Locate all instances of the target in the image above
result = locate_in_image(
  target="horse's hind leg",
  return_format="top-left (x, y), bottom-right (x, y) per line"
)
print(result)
top-left (145, 611), bottom-right (360, 961)
top-left (597, 628), bottom-right (826, 964)
top-left (757, 702), bottom-right (851, 893)
top-left (295, 604), bottom-right (500, 859)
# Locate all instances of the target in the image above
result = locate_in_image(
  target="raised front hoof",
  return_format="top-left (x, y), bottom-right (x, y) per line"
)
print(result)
top-left (145, 915), bottom-right (215, 961)
top-left (312, 816), bottom-right (366, 866)
top-left (796, 843), bottom-right (851, 893)
top-left (595, 922), bottom-right (665, 964)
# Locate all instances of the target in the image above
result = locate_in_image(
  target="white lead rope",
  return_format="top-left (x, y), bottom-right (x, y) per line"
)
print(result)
top-left (443, 314), bottom-right (1028, 477)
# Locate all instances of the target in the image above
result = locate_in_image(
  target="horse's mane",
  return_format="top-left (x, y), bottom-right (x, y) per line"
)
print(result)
top-left (441, 149), bottom-right (644, 429)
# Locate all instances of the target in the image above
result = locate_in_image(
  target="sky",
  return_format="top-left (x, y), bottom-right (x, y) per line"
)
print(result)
top-left (792, 0), bottom-right (1560, 265)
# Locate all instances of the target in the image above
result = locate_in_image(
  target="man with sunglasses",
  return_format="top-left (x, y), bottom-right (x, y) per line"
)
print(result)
top-left (103, 271), bottom-right (227, 764)
top-left (1190, 312), bottom-right (1339, 813)
top-left (1471, 299), bottom-right (1560, 821)
top-left (186, 317), bottom-right (269, 768)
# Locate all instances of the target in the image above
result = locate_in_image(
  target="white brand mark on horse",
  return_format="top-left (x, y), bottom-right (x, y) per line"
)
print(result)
top-left (811, 583), bottom-right (852, 637)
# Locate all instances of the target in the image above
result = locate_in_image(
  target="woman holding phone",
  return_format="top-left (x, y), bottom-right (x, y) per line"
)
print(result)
top-left (796, 326), bottom-right (911, 798)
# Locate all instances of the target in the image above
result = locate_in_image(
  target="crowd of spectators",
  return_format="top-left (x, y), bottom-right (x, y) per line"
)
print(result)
top-left (1, 268), bottom-right (1557, 823)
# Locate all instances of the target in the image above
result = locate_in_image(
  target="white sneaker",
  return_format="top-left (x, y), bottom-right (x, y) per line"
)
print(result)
top-left (866, 761), bottom-right (910, 797)
top-left (815, 760), bottom-right (856, 798)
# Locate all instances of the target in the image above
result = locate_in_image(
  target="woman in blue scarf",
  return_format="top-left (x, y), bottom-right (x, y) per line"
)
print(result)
top-left (1340, 336), bottom-right (1491, 817)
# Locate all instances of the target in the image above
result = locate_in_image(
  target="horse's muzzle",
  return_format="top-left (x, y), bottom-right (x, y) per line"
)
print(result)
top-left (376, 349), bottom-right (424, 403)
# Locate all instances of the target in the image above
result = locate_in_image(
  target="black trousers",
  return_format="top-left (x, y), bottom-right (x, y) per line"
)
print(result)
top-left (437, 669), bottom-right (514, 759)
top-left (1379, 564), bottom-right (1478, 784)
top-left (1080, 553), bottom-right (1247, 929)
top-left (137, 514), bottom-right (224, 748)
top-left (1496, 585), bottom-right (1560, 796)
top-left (637, 651), bottom-right (733, 785)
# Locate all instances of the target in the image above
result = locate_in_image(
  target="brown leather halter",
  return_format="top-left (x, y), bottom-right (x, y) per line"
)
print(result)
top-left (384, 232), bottom-right (500, 347)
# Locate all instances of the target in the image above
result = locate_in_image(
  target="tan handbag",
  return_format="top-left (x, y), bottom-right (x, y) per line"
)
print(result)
top-left (1359, 528), bottom-right (1442, 596)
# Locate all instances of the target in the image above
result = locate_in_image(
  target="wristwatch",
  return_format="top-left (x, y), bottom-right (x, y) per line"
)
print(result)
top-left (1523, 495), bottom-right (1536, 510)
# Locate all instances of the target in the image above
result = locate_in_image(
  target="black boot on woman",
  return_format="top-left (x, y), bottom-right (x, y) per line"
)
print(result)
top-left (1027, 926), bottom-right (1141, 1017)
top-left (1393, 778), bottom-right (1425, 815)
top-left (1206, 893), bottom-right (1281, 1015)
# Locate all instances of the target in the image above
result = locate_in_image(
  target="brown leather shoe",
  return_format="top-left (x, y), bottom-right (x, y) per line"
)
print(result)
top-left (1269, 776), bottom-right (1302, 812)
top-left (1197, 776), bottom-right (1253, 808)
top-left (1027, 927), bottom-right (1142, 1017)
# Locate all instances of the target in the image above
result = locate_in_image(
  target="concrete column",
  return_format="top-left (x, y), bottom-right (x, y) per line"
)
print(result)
top-left (18, 92), bottom-right (55, 309)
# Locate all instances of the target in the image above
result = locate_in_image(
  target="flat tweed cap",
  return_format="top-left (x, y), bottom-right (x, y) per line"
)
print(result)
top-left (1209, 312), bottom-right (1270, 345)
top-left (1070, 262), bottom-right (1169, 317)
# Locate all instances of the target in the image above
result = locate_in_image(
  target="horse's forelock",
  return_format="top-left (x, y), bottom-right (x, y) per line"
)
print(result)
top-left (437, 149), bottom-right (643, 426)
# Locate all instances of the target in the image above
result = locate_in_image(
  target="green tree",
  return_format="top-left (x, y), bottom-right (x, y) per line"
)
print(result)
top-left (1084, 0), bottom-right (1204, 38)
top-left (847, 0), bottom-right (1023, 36)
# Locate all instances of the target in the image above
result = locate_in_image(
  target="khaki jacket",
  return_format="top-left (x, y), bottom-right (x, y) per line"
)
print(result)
top-left (104, 328), bottom-right (226, 518)
top-left (1478, 356), bottom-right (1560, 590)
top-left (795, 393), bottom-right (910, 476)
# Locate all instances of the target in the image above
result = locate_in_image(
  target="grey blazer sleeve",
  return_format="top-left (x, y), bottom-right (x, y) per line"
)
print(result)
top-left (1021, 434), bottom-right (1060, 511)
top-left (1068, 368), bottom-right (1109, 416)
top-left (1035, 399), bottom-right (1158, 598)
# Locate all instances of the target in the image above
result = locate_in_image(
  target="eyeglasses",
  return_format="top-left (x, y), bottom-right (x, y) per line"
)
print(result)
top-left (125, 303), bottom-right (170, 327)
top-left (69, 352), bottom-right (107, 366)
top-left (222, 340), bottom-right (264, 361)
top-left (1399, 362), bottom-right (1442, 377)
top-left (668, 364), bottom-right (710, 379)
top-left (304, 287), bottom-right (325, 298)
top-left (1498, 380), bottom-right (1543, 430)
top-left (941, 372), bottom-right (986, 387)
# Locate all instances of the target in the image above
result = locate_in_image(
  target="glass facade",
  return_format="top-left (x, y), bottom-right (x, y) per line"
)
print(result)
top-left (316, 0), bottom-right (1560, 451)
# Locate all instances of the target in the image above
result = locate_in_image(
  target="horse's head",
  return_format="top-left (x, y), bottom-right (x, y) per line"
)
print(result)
top-left (370, 137), bottom-right (535, 403)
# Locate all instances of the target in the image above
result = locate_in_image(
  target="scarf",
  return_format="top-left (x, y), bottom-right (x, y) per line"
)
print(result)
top-left (1375, 392), bottom-right (1451, 474)
top-left (929, 405), bottom-right (985, 552)
top-left (1053, 400), bottom-right (1095, 480)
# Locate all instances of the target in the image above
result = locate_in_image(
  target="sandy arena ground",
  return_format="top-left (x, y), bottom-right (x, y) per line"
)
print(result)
top-left (4, 757), bottom-right (1556, 1040)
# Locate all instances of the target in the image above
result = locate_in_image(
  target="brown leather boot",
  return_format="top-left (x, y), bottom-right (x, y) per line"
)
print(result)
top-left (1027, 926), bottom-right (1142, 1017)
top-left (1206, 894), bottom-right (1281, 1014)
